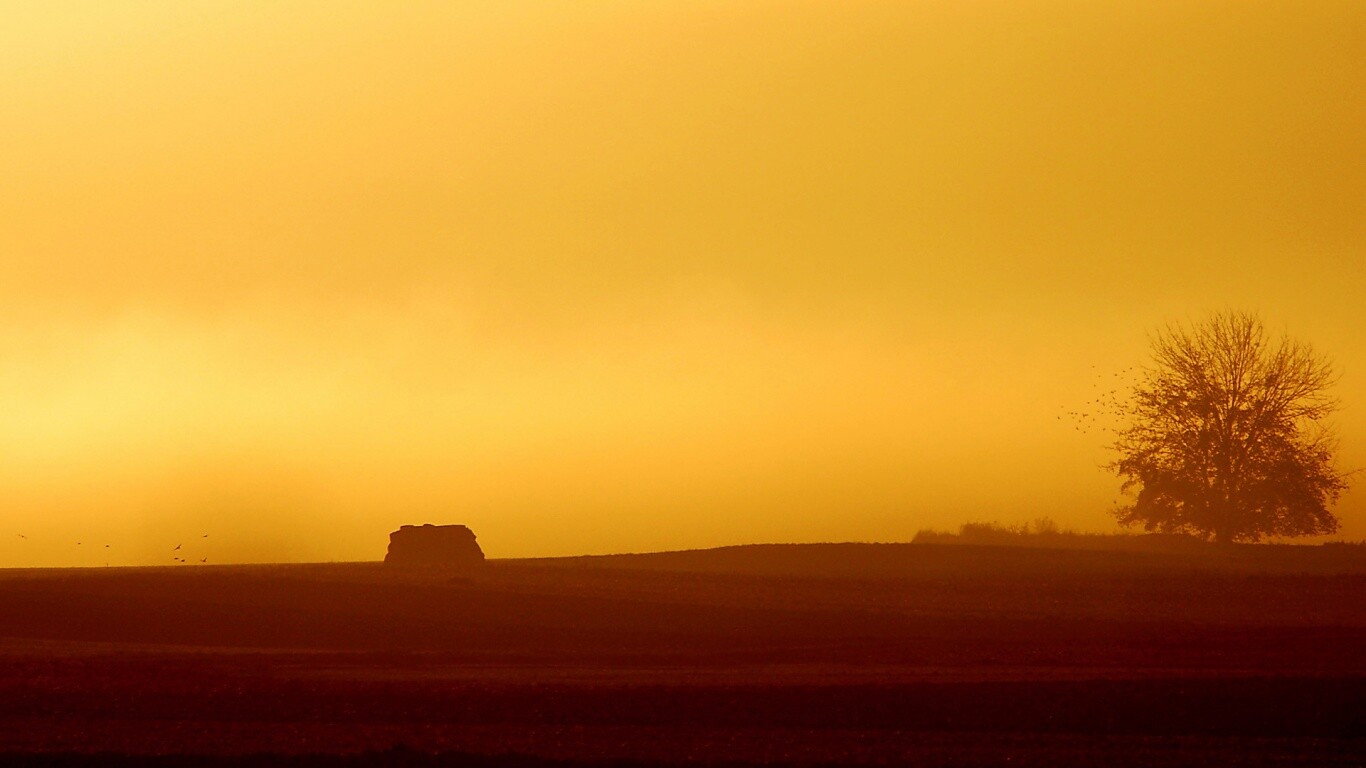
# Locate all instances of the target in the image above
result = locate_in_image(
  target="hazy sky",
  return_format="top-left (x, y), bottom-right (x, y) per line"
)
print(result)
top-left (2, 1), bottom-right (1363, 566)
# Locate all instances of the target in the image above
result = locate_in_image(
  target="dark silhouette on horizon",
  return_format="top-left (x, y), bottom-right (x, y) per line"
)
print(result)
top-left (1110, 311), bottom-right (1351, 543)
top-left (384, 524), bottom-right (485, 567)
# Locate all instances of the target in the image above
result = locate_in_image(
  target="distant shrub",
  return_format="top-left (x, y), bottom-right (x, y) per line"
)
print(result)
top-left (941, 518), bottom-right (1071, 543)
top-left (1031, 517), bottom-right (1060, 535)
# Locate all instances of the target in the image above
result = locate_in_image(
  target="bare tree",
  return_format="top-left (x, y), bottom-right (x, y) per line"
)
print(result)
top-left (1110, 311), bottom-right (1349, 543)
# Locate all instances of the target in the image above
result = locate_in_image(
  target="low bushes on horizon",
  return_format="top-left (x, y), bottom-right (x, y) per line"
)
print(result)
top-left (912, 520), bottom-right (1365, 552)
top-left (912, 519), bottom-right (1200, 551)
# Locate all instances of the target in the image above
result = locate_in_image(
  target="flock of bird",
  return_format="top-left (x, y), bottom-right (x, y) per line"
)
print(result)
top-left (1058, 366), bottom-right (1142, 436)
top-left (170, 535), bottom-right (212, 564)
top-left (13, 532), bottom-right (212, 566)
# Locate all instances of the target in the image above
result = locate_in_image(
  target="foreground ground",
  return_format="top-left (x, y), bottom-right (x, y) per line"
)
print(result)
top-left (0, 542), bottom-right (1363, 766)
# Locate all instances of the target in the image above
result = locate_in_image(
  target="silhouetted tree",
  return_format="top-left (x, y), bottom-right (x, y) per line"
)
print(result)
top-left (1110, 311), bottom-right (1349, 543)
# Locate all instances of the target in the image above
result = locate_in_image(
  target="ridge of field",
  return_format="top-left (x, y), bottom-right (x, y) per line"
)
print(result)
top-left (509, 539), bottom-right (1366, 577)
top-left (0, 542), bottom-right (1362, 667)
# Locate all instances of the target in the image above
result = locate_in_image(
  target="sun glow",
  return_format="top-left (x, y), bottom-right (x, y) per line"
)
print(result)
top-left (2, 1), bottom-right (1363, 566)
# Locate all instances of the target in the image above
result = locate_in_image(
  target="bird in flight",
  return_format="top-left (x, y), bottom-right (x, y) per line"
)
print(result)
top-left (200, 557), bottom-right (208, 564)
top-left (16, 534), bottom-right (25, 539)
top-left (173, 544), bottom-right (182, 552)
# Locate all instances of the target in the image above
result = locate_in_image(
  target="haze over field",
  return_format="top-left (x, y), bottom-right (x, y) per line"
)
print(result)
top-left (2, 1), bottom-right (1363, 566)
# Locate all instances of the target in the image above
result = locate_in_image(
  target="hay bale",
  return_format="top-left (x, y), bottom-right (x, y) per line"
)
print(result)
top-left (384, 524), bottom-right (485, 567)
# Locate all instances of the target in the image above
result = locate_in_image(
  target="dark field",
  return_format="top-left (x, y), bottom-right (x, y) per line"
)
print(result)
top-left (1, 543), bottom-right (1364, 766)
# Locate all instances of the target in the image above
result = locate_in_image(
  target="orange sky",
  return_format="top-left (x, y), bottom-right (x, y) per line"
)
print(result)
top-left (2, 1), bottom-right (1364, 566)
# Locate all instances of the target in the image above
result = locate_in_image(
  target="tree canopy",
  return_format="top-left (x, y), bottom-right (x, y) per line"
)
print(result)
top-left (1110, 311), bottom-right (1350, 543)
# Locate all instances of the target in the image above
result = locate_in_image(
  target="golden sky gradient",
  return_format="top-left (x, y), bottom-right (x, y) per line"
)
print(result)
top-left (2, 1), bottom-right (1363, 566)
